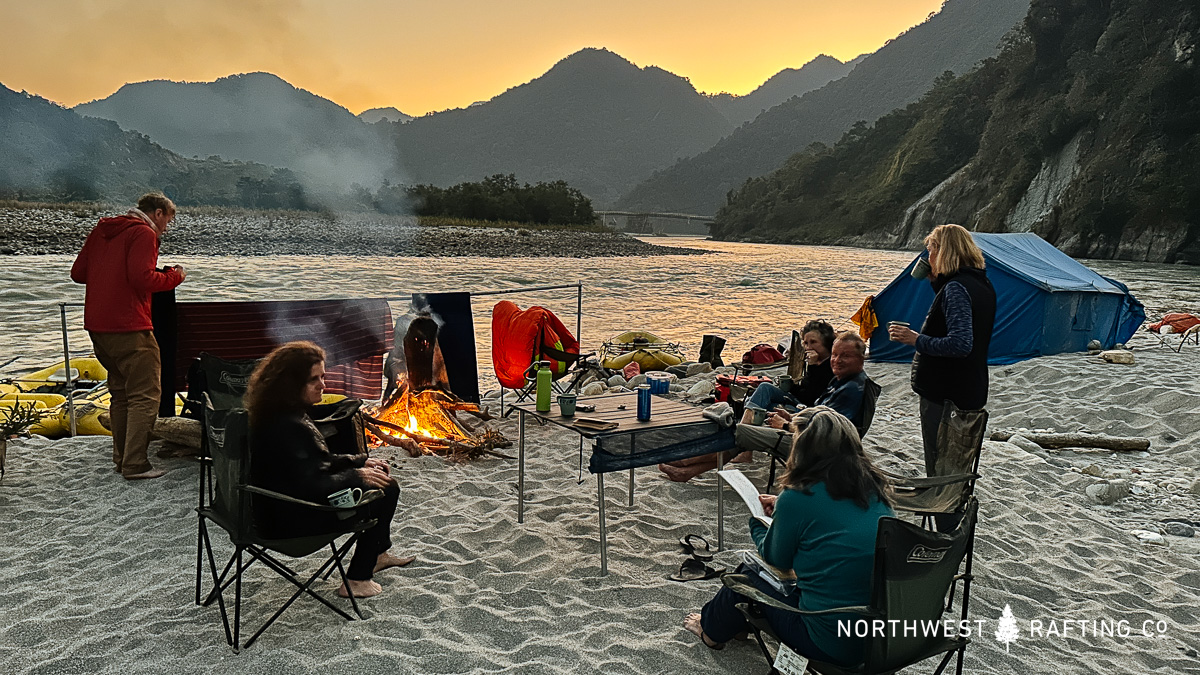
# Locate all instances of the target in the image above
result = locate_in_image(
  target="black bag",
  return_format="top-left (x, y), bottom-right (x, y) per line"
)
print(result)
top-left (310, 398), bottom-right (368, 456)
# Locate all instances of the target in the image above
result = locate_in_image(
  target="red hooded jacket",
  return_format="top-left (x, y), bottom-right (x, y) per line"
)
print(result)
top-left (70, 214), bottom-right (184, 333)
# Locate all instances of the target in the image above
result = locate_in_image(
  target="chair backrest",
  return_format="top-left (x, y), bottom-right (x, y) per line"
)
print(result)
top-left (203, 397), bottom-right (253, 542)
top-left (491, 300), bottom-right (580, 388)
top-left (856, 376), bottom-right (883, 439)
top-left (863, 497), bottom-right (979, 671)
top-left (184, 353), bottom-right (260, 419)
top-left (309, 398), bottom-right (367, 456)
top-left (934, 401), bottom-right (988, 499)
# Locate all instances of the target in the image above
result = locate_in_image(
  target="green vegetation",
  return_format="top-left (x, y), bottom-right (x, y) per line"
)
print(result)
top-left (385, 174), bottom-right (597, 226)
top-left (712, 0), bottom-right (1200, 263)
top-left (417, 216), bottom-right (611, 233)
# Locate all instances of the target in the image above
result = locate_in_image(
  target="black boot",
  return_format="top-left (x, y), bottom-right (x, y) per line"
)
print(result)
top-left (699, 334), bottom-right (726, 368)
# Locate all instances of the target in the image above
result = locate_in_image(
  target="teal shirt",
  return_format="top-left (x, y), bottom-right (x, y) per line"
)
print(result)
top-left (749, 482), bottom-right (893, 665)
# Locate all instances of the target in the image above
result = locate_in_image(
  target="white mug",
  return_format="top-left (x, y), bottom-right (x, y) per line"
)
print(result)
top-left (328, 487), bottom-right (362, 508)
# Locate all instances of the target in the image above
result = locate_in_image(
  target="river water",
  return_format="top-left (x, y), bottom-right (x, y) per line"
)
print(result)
top-left (2, 238), bottom-right (1197, 387)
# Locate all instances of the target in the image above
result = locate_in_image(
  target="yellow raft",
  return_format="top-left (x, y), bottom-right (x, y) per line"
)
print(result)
top-left (599, 331), bottom-right (686, 372)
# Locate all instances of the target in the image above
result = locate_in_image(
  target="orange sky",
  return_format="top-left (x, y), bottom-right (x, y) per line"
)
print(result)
top-left (2, 0), bottom-right (946, 115)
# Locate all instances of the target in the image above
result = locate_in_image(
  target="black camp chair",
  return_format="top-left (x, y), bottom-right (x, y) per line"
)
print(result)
top-left (764, 377), bottom-right (882, 491)
top-left (724, 497), bottom-right (979, 675)
top-left (195, 398), bottom-right (382, 651)
top-left (884, 402), bottom-right (987, 532)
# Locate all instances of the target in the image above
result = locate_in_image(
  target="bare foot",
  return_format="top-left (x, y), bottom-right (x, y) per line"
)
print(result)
top-left (683, 613), bottom-right (723, 649)
top-left (659, 463), bottom-right (708, 483)
top-left (730, 451), bottom-right (754, 463)
top-left (374, 552), bottom-right (415, 573)
top-left (338, 579), bottom-right (382, 598)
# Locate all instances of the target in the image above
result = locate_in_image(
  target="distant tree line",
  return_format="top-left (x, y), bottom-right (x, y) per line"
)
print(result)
top-left (370, 174), bottom-right (595, 225)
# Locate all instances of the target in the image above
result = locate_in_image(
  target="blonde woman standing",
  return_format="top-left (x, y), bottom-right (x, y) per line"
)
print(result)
top-left (888, 224), bottom-right (995, 524)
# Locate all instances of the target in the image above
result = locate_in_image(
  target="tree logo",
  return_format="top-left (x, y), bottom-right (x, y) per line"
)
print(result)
top-left (995, 604), bottom-right (1020, 653)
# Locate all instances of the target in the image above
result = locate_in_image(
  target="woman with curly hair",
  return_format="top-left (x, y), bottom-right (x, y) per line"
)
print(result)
top-left (246, 341), bottom-right (413, 598)
top-left (683, 407), bottom-right (893, 667)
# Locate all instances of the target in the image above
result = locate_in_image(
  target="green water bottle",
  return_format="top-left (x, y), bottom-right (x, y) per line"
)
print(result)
top-left (535, 361), bottom-right (552, 412)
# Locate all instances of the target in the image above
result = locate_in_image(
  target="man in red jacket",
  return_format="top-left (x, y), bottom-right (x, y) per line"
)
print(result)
top-left (71, 193), bottom-right (187, 479)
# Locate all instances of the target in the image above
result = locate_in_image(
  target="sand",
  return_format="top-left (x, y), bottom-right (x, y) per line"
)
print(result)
top-left (3, 331), bottom-right (1200, 674)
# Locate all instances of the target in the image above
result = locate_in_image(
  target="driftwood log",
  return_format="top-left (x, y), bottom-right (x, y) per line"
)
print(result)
top-left (153, 416), bottom-right (202, 449)
top-left (990, 429), bottom-right (1150, 452)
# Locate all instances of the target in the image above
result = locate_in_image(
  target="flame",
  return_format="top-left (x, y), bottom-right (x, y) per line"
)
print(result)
top-left (367, 386), bottom-right (473, 451)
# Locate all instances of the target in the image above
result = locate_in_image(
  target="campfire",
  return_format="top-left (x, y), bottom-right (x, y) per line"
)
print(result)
top-left (362, 312), bottom-right (509, 460)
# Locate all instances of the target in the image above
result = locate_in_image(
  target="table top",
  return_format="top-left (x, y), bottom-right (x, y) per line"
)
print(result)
top-left (512, 391), bottom-right (714, 438)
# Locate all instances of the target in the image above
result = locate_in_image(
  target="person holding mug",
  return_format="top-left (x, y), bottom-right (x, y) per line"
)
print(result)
top-left (888, 224), bottom-right (995, 527)
top-left (246, 341), bottom-right (414, 598)
top-left (738, 319), bottom-right (836, 425)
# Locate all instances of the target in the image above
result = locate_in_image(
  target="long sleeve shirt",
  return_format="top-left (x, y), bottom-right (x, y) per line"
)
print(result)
top-left (748, 483), bottom-right (893, 665)
top-left (915, 281), bottom-right (973, 358)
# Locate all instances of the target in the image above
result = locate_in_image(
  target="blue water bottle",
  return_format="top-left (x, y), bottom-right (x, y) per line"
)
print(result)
top-left (636, 384), bottom-right (652, 421)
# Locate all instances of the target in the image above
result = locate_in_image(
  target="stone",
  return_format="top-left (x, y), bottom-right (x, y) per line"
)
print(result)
top-left (1007, 434), bottom-right (1045, 454)
top-left (1113, 343), bottom-right (1126, 350)
top-left (666, 365), bottom-right (689, 378)
top-left (581, 382), bottom-right (606, 396)
top-left (1164, 522), bottom-right (1195, 538)
top-left (669, 384), bottom-right (686, 393)
top-left (1100, 350), bottom-right (1135, 364)
top-left (1081, 463), bottom-right (1104, 477)
top-left (609, 386), bottom-right (630, 394)
top-left (1086, 339), bottom-right (1102, 351)
top-left (1189, 479), bottom-right (1200, 496)
top-left (606, 375), bottom-right (627, 388)
top-left (1086, 481), bottom-right (1129, 505)
top-left (686, 362), bottom-right (713, 377)
top-left (687, 380), bottom-right (714, 397)
top-left (1130, 529), bottom-right (1166, 546)
top-left (627, 374), bottom-right (648, 388)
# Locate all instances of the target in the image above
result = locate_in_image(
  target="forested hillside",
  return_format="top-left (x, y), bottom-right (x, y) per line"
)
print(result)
top-left (0, 84), bottom-right (309, 208)
top-left (618, 0), bottom-right (1031, 215)
top-left (712, 0), bottom-right (1200, 264)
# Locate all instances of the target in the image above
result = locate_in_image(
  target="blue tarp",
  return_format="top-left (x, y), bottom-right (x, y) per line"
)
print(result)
top-left (868, 233), bottom-right (1145, 365)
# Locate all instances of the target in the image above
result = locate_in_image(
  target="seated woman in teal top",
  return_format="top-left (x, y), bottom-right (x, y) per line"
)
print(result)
top-left (684, 407), bottom-right (894, 666)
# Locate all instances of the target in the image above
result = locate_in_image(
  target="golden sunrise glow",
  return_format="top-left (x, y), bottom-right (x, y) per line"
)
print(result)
top-left (1, 0), bottom-right (946, 115)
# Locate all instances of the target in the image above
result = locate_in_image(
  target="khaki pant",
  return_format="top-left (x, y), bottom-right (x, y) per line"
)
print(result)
top-left (735, 423), bottom-right (792, 461)
top-left (91, 331), bottom-right (161, 476)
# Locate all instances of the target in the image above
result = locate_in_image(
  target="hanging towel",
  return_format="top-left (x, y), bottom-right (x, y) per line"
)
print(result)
top-left (851, 295), bottom-right (879, 340)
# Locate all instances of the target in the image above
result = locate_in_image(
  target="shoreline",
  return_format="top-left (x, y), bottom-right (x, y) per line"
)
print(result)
top-left (0, 206), bottom-right (707, 258)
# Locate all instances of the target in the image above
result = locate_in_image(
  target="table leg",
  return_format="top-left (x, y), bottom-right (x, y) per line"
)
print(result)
top-left (598, 472), bottom-right (608, 575)
top-left (717, 450), bottom-right (725, 552)
top-left (627, 435), bottom-right (636, 507)
top-left (518, 411), bottom-right (526, 524)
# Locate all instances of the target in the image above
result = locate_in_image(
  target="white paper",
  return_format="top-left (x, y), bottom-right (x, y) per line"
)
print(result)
top-left (773, 642), bottom-right (810, 675)
top-left (718, 468), bottom-right (771, 526)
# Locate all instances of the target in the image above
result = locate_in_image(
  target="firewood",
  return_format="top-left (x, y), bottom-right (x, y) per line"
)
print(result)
top-left (990, 429), bottom-right (1150, 451)
top-left (152, 416), bottom-right (202, 449)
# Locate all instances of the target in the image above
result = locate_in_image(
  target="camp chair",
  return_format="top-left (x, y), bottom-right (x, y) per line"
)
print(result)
top-left (723, 497), bottom-right (979, 675)
top-left (764, 376), bottom-right (882, 491)
top-left (195, 397), bottom-right (382, 651)
top-left (1154, 323), bottom-right (1200, 352)
top-left (491, 301), bottom-right (586, 416)
top-left (884, 402), bottom-right (987, 532)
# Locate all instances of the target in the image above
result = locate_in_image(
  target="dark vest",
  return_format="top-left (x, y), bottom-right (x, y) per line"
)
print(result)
top-left (911, 266), bottom-right (996, 410)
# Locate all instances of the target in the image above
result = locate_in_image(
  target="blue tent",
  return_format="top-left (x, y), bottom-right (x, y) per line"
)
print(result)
top-left (868, 233), bottom-right (1145, 365)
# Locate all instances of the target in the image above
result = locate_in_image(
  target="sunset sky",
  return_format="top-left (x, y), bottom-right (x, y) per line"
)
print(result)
top-left (3, 0), bottom-right (946, 115)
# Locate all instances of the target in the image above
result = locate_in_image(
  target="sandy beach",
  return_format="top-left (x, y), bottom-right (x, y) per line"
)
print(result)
top-left (2, 331), bottom-right (1200, 674)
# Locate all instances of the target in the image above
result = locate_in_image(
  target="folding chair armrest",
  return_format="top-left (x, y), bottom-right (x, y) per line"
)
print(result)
top-left (889, 473), bottom-right (978, 489)
top-left (241, 485), bottom-right (384, 512)
top-left (721, 574), bottom-right (874, 617)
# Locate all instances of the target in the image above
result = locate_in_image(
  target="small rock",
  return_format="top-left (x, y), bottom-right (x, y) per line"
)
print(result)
top-left (1081, 464), bottom-right (1104, 477)
top-left (627, 374), bottom-right (648, 388)
top-left (1164, 522), bottom-right (1195, 538)
top-left (609, 386), bottom-right (630, 394)
top-left (1113, 343), bottom-right (1126, 350)
top-left (669, 384), bottom-right (686, 393)
top-left (666, 365), bottom-right (689, 378)
top-left (1008, 434), bottom-right (1045, 454)
top-left (1086, 339), bottom-right (1102, 351)
top-left (686, 362), bottom-right (713, 377)
top-left (1086, 483), bottom-right (1120, 505)
top-left (1189, 479), bottom-right (1200, 496)
top-left (581, 382), bottom-right (605, 396)
top-left (1101, 350), bottom-right (1135, 364)
top-left (606, 375), bottom-right (627, 388)
top-left (1130, 529), bottom-right (1166, 546)
top-left (687, 380), bottom-right (714, 397)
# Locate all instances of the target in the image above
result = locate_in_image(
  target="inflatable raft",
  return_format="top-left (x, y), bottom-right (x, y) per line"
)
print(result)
top-left (599, 331), bottom-right (685, 372)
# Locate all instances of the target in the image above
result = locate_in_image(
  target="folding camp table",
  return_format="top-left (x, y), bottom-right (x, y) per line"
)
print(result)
top-left (512, 392), bottom-right (737, 574)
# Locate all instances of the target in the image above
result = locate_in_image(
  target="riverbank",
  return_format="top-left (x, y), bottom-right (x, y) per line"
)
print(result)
top-left (0, 206), bottom-right (706, 258)
top-left (1, 332), bottom-right (1199, 674)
